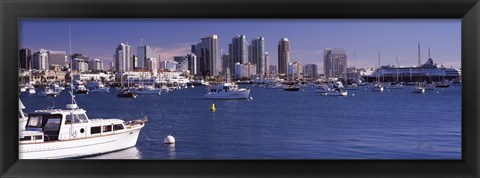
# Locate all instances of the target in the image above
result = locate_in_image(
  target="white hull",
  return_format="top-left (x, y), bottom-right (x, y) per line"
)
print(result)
top-left (205, 90), bottom-right (250, 99)
top-left (372, 87), bottom-right (384, 92)
top-left (413, 87), bottom-right (425, 93)
top-left (19, 128), bottom-right (142, 159)
top-left (28, 88), bottom-right (36, 94)
top-left (323, 91), bottom-right (347, 96)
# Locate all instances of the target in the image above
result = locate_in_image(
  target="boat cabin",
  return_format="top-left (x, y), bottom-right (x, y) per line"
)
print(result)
top-left (20, 104), bottom-right (127, 143)
top-left (208, 83), bottom-right (239, 93)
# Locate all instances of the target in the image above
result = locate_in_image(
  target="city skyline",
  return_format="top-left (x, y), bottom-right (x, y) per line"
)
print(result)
top-left (20, 19), bottom-right (461, 72)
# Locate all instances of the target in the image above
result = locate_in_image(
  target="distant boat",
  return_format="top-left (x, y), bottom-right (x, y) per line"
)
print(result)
top-left (344, 83), bottom-right (360, 90)
top-left (265, 82), bottom-right (285, 89)
top-left (423, 82), bottom-right (435, 90)
top-left (372, 83), bottom-right (384, 92)
top-left (74, 84), bottom-right (89, 94)
top-left (283, 84), bottom-right (300, 91)
top-left (133, 85), bottom-right (161, 95)
top-left (413, 83), bottom-right (425, 93)
top-left (205, 83), bottom-right (250, 99)
top-left (322, 81), bottom-right (347, 96)
top-left (117, 88), bottom-right (137, 98)
top-left (38, 86), bottom-right (60, 97)
top-left (435, 82), bottom-right (450, 88)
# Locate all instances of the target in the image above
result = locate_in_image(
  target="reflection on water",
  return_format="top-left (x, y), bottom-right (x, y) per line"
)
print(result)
top-left (84, 147), bottom-right (142, 159)
top-left (167, 143), bottom-right (176, 159)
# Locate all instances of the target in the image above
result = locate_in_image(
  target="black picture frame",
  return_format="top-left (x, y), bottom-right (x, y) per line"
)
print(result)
top-left (1, 0), bottom-right (479, 177)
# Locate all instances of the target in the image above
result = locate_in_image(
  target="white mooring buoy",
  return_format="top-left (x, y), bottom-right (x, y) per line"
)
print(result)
top-left (164, 135), bottom-right (176, 144)
top-left (249, 96), bottom-right (253, 100)
top-left (352, 94), bottom-right (355, 97)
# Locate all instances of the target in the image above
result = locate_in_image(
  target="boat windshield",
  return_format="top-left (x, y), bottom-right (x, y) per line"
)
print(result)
top-left (65, 113), bottom-right (89, 124)
top-left (26, 114), bottom-right (63, 129)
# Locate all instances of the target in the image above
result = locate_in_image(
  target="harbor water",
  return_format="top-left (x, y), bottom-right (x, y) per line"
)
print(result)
top-left (20, 85), bottom-right (461, 159)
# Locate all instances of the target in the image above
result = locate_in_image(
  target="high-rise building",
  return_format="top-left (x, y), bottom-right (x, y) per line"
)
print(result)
top-left (115, 43), bottom-right (133, 73)
top-left (146, 58), bottom-right (158, 72)
top-left (197, 35), bottom-right (218, 77)
top-left (48, 50), bottom-right (67, 66)
top-left (72, 58), bottom-right (89, 72)
top-left (234, 62), bottom-right (256, 79)
top-left (221, 54), bottom-right (230, 73)
top-left (287, 61), bottom-right (302, 80)
top-left (269, 65), bottom-right (277, 76)
top-left (278, 38), bottom-right (290, 75)
top-left (89, 58), bottom-right (104, 71)
top-left (33, 49), bottom-right (49, 70)
top-left (264, 52), bottom-right (269, 77)
top-left (324, 48), bottom-right (347, 79)
top-left (303, 64), bottom-right (318, 79)
top-left (187, 54), bottom-right (197, 76)
top-left (71, 53), bottom-right (89, 62)
top-left (250, 37), bottom-right (265, 78)
top-left (229, 35), bottom-right (247, 76)
top-left (19, 48), bottom-right (32, 69)
top-left (137, 45), bottom-right (155, 69)
top-left (174, 56), bottom-right (189, 73)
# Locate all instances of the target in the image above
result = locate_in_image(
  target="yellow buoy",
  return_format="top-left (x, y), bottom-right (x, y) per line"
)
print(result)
top-left (210, 103), bottom-right (216, 111)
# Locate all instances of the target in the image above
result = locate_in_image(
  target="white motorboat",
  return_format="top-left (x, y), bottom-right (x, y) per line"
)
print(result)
top-left (19, 99), bottom-right (28, 131)
top-left (133, 85), bottom-right (161, 95)
top-left (38, 87), bottom-right (60, 97)
top-left (90, 83), bottom-right (110, 93)
top-left (19, 102), bottom-right (147, 159)
top-left (413, 84), bottom-right (425, 93)
top-left (74, 84), bottom-right (89, 94)
top-left (372, 83), bottom-right (384, 92)
top-left (323, 88), bottom-right (348, 96)
top-left (20, 86), bottom-right (27, 93)
top-left (27, 85), bottom-right (36, 94)
top-left (205, 83), bottom-right (250, 99)
top-left (265, 82), bottom-right (285, 89)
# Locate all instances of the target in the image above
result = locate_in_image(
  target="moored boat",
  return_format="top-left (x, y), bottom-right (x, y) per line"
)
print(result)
top-left (204, 83), bottom-right (250, 99)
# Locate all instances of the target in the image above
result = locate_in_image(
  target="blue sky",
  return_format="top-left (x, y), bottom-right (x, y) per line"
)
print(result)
top-left (20, 19), bottom-right (460, 72)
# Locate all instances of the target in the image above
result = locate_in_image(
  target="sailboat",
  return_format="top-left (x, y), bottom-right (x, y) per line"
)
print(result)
top-left (117, 74), bottom-right (136, 98)
top-left (372, 51), bottom-right (384, 92)
top-left (387, 57), bottom-right (404, 89)
top-left (19, 22), bottom-right (147, 159)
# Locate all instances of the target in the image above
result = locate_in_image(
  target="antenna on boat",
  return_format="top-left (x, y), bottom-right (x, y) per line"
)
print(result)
top-left (69, 21), bottom-right (75, 108)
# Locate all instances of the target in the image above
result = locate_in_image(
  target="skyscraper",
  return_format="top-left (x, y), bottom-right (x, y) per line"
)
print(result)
top-left (250, 37), bottom-right (265, 78)
top-left (229, 35), bottom-right (247, 76)
top-left (278, 38), bottom-right (290, 75)
top-left (137, 45), bottom-right (155, 69)
top-left (19, 48), bottom-right (32, 69)
top-left (89, 58), bottom-right (104, 71)
top-left (33, 49), bottom-right (49, 70)
top-left (198, 35), bottom-right (218, 77)
top-left (303, 64), bottom-right (318, 79)
top-left (115, 43), bottom-right (132, 73)
top-left (48, 50), bottom-right (67, 66)
top-left (187, 54), bottom-right (197, 76)
top-left (324, 48), bottom-right (347, 79)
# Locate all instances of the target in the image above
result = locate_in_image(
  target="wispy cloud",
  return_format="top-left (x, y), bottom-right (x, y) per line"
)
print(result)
top-left (152, 42), bottom-right (195, 61)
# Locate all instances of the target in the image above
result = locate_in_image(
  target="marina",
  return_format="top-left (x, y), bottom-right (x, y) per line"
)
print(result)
top-left (19, 82), bottom-right (461, 159)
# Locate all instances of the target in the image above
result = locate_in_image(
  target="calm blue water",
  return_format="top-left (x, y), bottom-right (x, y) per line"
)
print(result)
top-left (20, 84), bottom-right (461, 159)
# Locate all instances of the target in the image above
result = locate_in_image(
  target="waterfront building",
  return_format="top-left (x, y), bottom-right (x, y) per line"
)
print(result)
top-left (159, 61), bottom-right (178, 72)
top-left (137, 45), bottom-right (155, 69)
top-left (73, 72), bottom-right (115, 82)
top-left (197, 35), bottom-right (218, 77)
top-left (48, 50), bottom-right (67, 67)
top-left (19, 48), bottom-right (32, 69)
top-left (324, 48), bottom-right (347, 80)
top-left (303, 64), bottom-right (318, 80)
top-left (89, 58), bottom-right (104, 72)
top-left (186, 54), bottom-right (197, 76)
top-left (146, 58), bottom-right (158, 72)
top-left (264, 52), bottom-right (269, 77)
top-left (115, 43), bottom-right (133, 73)
top-left (71, 53), bottom-right (89, 62)
top-left (72, 58), bottom-right (89, 72)
top-left (278, 38), bottom-right (290, 75)
top-left (33, 49), bottom-right (49, 70)
top-left (268, 65), bottom-right (277, 76)
top-left (250, 37), bottom-right (266, 78)
top-left (229, 35), bottom-right (247, 77)
top-left (287, 61), bottom-right (302, 81)
top-left (235, 62), bottom-right (256, 79)
top-left (221, 54), bottom-right (230, 74)
top-left (174, 56), bottom-right (190, 73)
